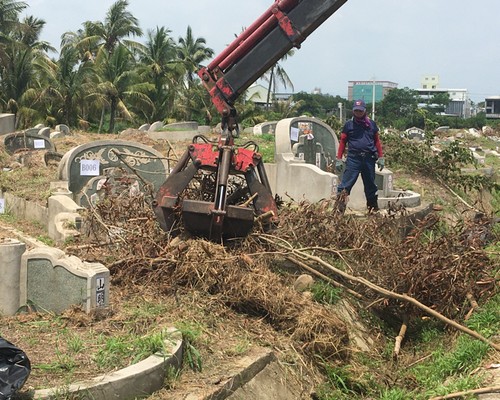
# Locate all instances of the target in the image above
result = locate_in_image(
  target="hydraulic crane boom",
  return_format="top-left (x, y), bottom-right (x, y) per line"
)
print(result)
top-left (198, 0), bottom-right (348, 118)
top-left (154, 0), bottom-right (348, 241)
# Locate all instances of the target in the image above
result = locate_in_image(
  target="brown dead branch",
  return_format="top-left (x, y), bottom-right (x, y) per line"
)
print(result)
top-left (259, 234), bottom-right (500, 352)
top-left (285, 256), bottom-right (363, 299)
top-left (393, 316), bottom-right (408, 360)
top-left (429, 385), bottom-right (500, 400)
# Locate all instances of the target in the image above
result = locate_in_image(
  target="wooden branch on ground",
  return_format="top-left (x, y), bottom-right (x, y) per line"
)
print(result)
top-left (464, 292), bottom-right (479, 321)
top-left (285, 256), bottom-right (364, 299)
top-left (393, 316), bottom-right (408, 360)
top-left (429, 385), bottom-right (500, 400)
top-left (259, 234), bottom-right (500, 352)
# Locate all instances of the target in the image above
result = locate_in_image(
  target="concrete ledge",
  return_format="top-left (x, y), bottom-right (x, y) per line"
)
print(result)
top-left (184, 347), bottom-right (275, 400)
top-left (31, 327), bottom-right (183, 400)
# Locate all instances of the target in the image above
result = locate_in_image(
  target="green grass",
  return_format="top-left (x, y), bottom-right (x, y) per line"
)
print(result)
top-left (310, 281), bottom-right (342, 305)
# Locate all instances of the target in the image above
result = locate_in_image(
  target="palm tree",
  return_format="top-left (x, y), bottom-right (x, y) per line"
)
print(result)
top-left (137, 27), bottom-right (183, 121)
top-left (32, 44), bottom-right (97, 126)
top-left (263, 50), bottom-right (295, 109)
top-left (0, 9), bottom-right (52, 127)
top-left (85, 0), bottom-right (142, 55)
top-left (177, 26), bottom-right (214, 89)
top-left (93, 44), bottom-right (153, 133)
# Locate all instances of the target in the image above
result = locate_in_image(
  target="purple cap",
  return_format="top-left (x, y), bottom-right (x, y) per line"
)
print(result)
top-left (353, 99), bottom-right (366, 111)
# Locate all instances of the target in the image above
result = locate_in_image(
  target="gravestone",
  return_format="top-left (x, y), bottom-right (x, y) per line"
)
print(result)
top-left (39, 127), bottom-right (52, 138)
top-left (164, 121), bottom-right (198, 131)
top-left (148, 121), bottom-right (164, 132)
top-left (20, 247), bottom-right (110, 314)
top-left (290, 119), bottom-right (337, 171)
top-left (405, 127), bottom-right (425, 141)
top-left (253, 121), bottom-right (277, 135)
top-left (57, 140), bottom-right (169, 205)
top-left (0, 113), bottom-right (15, 135)
top-left (3, 132), bottom-right (56, 155)
top-left (138, 123), bottom-right (150, 131)
top-left (55, 124), bottom-right (70, 134)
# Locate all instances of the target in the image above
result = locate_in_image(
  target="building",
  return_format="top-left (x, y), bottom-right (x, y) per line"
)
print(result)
top-left (414, 88), bottom-right (471, 118)
top-left (421, 75), bottom-right (440, 89)
top-left (485, 96), bottom-right (500, 119)
top-left (244, 83), bottom-right (272, 107)
top-left (347, 80), bottom-right (398, 103)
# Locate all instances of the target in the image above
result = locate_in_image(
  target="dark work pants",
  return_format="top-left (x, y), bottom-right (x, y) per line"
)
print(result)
top-left (337, 152), bottom-right (378, 204)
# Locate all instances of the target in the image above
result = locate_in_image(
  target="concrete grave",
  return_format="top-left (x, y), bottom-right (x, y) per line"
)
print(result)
top-left (265, 116), bottom-right (339, 202)
top-left (405, 127), bottom-right (425, 141)
top-left (57, 140), bottom-right (169, 205)
top-left (164, 121), bottom-right (198, 131)
top-left (265, 116), bottom-right (421, 211)
top-left (20, 247), bottom-right (109, 314)
top-left (0, 239), bottom-right (26, 316)
top-left (3, 132), bottom-right (56, 155)
top-left (55, 124), bottom-right (70, 134)
top-left (0, 113), bottom-right (15, 135)
top-left (138, 123), bottom-right (150, 131)
top-left (24, 127), bottom-right (41, 135)
top-left (148, 121), bottom-right (164, 132)
top-left (253, 121), bottom-right (278, 135)
top-left (39, 126), bottom-right (52, 138)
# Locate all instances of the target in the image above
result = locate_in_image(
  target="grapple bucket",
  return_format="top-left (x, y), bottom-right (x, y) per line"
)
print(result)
top-left (153, 134), bottom-right (278, 241)
top-left (181, 200), bottom-right (254, 239)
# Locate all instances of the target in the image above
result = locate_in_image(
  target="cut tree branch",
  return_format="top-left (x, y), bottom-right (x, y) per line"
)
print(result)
top-left (258, 234), bottom-right (500, 352)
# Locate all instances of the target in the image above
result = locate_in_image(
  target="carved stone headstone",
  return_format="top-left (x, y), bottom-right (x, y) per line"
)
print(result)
top-left (3, 132), bottom-right (56, 155)
top-left (57, 140), bottom-right (169, 205)
top-left (20, 247), bottom-right (110, 314)
top-left (289, 119), bottom-right (337, 172)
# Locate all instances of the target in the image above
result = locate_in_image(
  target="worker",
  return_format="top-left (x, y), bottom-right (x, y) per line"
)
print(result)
top-left (335, 99), bottom-right (385, 212)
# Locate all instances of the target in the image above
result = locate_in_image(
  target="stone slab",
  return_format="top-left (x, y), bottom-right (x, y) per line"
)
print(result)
top-left (20, 247), bottom-right (110, 314)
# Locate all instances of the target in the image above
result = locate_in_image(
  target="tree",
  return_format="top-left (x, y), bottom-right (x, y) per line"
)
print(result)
top-left (0, 6), bottom-right (52, 127)
top-left (137, 27), bottom-right (182, 122)
top-left (177, 26), bottom-right (214, 89)
top-left (262, 50), bottom-right (294, 109)
top-left (377, 88), bottom-right (419, 128)
top-left (85, 0), bottom-right (142, 55)
top-left (94, 44), bottom-right (152, 133)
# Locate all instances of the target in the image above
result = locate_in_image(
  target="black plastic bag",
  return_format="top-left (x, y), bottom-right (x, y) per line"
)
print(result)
top-left (0, 337), bottom-right (31, 400)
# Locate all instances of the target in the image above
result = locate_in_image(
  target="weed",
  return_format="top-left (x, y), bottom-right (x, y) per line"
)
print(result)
top-left (36, 235), bottom-right (55, 246)
top-left (310, 281), bottom-right (342, 305)
top-left (465, 293), bottom-right (500, 338)
top-left (65, 332), bottom-right (85, 354)
top-left (175, 321), bottom-right (203, 372)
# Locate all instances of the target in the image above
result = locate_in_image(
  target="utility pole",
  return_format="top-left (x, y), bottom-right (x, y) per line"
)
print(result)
top-left (372, 77), bottom-right (376, 120)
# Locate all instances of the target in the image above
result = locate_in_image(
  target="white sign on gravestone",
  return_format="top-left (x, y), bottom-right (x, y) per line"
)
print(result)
top-left (80, 159), bottom-right (100, 176)
top-left (0, 198), bottom-right (4, 214)
top-left (33, 139), bottom-right (46, 149)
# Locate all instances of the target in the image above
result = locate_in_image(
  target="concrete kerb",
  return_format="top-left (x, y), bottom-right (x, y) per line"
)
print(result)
top-left (31, 327), bottom-right (184, 400)
top-left (184, 347), bottom-right (275, 400)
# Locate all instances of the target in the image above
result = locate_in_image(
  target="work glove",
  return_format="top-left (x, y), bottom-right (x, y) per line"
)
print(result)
top-left (376, 157), bottom-right (385, 171)
top-left (335, 159), bottom-right (345, 174)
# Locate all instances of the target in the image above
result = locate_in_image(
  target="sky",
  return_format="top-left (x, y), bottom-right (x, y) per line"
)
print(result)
top-left (23, 0), bottom-right (500, 104)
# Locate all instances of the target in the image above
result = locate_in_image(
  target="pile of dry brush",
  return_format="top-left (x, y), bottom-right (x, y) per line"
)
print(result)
top-left (66, 186), bottom-right (499, 361)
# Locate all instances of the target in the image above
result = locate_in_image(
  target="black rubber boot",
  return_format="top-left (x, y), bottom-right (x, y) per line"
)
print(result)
top-left (366, 196), bottom-right (379, 213)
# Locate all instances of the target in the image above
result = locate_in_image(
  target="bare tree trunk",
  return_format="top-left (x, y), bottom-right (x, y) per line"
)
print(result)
top-left (98, 107), bottom-right (105, 134)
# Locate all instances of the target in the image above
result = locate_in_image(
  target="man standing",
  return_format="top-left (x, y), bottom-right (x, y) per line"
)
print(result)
top-left (335, 99), bottom-right (385, 212)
